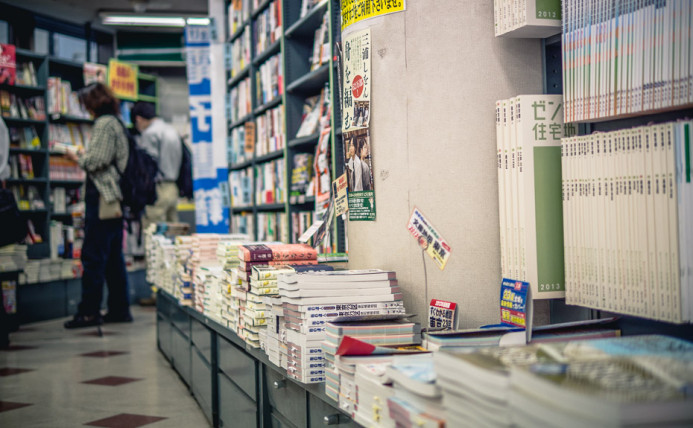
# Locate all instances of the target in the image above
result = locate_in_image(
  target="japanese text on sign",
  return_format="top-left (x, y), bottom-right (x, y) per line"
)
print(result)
top-left (341, 0), bottom-right (406, 30)
top-left (107, 59), bottom-right (138, 100)
top-left (429, 299), bottom-right (457, 330)
top-left (406, 208), bottom-right (451, 270)
top-left (499, 278), bottom-right (528, 328)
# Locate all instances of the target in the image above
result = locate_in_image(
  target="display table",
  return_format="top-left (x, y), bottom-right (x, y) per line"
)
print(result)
top-left (156, 290), bottom-right (359, 428)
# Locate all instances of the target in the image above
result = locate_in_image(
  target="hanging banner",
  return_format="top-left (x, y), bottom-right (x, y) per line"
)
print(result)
top-left (107, 59), bottom-right (138, 100)
top-left (406, 207), bottom-right (452, 270)
top-left (341, 0), bottom-right (406, 31)
top-left (342, 28), bottom-right (375, 221)
top-left (185, 25), bottom-right (229, 233)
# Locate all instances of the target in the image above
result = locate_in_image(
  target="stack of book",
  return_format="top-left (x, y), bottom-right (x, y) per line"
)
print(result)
top-left (353, 362), bottom-right (397, 427)
top-left (228, 77), bottom-right (251, 123)
top-left (8, 125), bottom-right (41, 150)
top-left (0, 244), bottom-right (28, 273)
top-left (231, 212), bottom-right (254, 237)
top-left (259, 291), bottom-right (285, 367)
top-left (189, 234), bottom-right (226, 312)
top-left (229, 166), bottom-right (253, 207)
top-left (49, 157), bottom-right (85, 181)
top-left (0, 92), bottom-right (45, 120)
top-left (16, 61), bottom-right (37, 86)
top-left (49, 123), bottom-right (92, 150)
top-left (277, 269), bottom-right (405, 384)
top-left (495, 94), bottom-right (576, 299)
top-left (228, 30), bottom-right (251, 78)
top-left (174, 236), bottom-right (194, 306)
top-left (494, 0), bottom-right (561, 38)
top-left (322, 320), bottom-right (422, 414)
top-left (508, 335), bottom-right (693, 427)
top-left (21, 260), bottom-right (40, 284)
top-left (255, 158), bottom-right (285, 205)
top-left (433, 345), bottom-right (539, 427)
top-left (386, 356), bottom-right (445, 428)
top-left (9, 154), bottom-right (34, 179)
top-left (228, 125), bottom-right (250, 166)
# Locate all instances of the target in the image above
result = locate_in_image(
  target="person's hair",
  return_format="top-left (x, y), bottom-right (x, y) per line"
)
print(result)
top-left (80, 83), bottom-right (120, 118)
top-left (131, 101), bottom-right (157, 124)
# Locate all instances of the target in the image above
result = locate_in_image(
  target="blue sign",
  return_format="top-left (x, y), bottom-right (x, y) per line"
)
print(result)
top-left (185, 25), bottom-right (229, 233)
top-left (500, 278), bottom-right (529, 328)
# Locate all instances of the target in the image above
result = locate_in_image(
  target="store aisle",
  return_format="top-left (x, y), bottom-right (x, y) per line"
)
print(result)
top-left (0, 306), bottom-right (209, 428)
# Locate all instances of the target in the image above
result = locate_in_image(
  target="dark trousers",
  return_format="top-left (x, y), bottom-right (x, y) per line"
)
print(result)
top-left (77, 181), bottom-right (130, 317)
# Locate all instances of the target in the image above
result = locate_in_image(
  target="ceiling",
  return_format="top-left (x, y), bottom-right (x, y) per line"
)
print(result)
top-left (5, 0), bottom-right (208, 32)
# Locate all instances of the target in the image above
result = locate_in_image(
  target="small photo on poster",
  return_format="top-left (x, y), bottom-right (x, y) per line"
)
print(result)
top-left (343, 128), bottom-right (373, 192)
top-left (352, 100), bottom-right (370, 128)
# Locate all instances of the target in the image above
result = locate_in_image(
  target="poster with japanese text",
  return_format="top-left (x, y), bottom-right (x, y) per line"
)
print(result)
top-left (500, 278), bottom-right (529, 328)
top-left (343, 29), bottom-right (375, 221)
top-left (406, 207), bottom-right (451, 270)
top-left (107, 59), bottom-right (138, 100)
top-left (185, 25), bottom-right (229, 233)
top-left (341, 0), bottom-right (406, 31)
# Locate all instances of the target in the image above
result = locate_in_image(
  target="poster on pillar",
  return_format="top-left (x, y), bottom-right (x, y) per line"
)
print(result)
top-left (185, 25), bottom-right (230, 233)
top-left (342, 28), bottom-right (375, 221)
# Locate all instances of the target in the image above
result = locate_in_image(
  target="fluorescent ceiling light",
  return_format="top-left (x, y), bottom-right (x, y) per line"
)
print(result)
top-left (186, 17), bottom-right (210, 26)
top-left (102, 15), bottom-right (187, 27)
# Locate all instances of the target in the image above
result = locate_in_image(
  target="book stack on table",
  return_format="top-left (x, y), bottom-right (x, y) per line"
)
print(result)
top-left (433, 335), bottom-right (693, 427)
top-left (173, 236), bottom-right (193, 306)
top-left (386, 356), bottom-right (445, 428)
top-left (215, 238), bottom-right (249, 328)
top-left (276, 269), bottom-right (407, 384)
top-left (189, 234), bottom-right (226, 312)
top-left (322, 320), bottom-right (422, 415)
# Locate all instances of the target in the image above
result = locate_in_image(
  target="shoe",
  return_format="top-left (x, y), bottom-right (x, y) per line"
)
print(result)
top-left (103, 313), bottom-right (133, 323)
top-left (64, 314), bottom-right (103, 329)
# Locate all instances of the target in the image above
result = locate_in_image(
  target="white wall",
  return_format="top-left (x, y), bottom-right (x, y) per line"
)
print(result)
top-left (345, 1), bottom-right (548, 327)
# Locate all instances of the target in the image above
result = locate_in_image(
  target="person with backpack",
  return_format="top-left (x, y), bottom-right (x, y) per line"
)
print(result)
top-left (131, 102), bottom-right (183, 231)
top-left (64, 83), bottom-right (132, 328)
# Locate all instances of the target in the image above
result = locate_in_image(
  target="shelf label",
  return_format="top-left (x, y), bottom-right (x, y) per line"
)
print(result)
top-left (333, 173), bottom-right (348, 217)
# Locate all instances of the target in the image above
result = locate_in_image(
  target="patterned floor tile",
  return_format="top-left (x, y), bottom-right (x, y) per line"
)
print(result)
top-left (0, 401), bottom-right (33, 413)
top-left (82, 376), bottom-right (142, 386)
top-left (79, 351), bottom-right (128, 358)
top-left (0, 367), bottom-right (34, 377)
top-left (84, 413), bottom-right (167, 427)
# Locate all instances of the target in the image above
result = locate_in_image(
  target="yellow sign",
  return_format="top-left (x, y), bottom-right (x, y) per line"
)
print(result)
top-left (341, 0), bottom-right (406, 31)
top-left (107, 59), bottom-right (138, 100)
top-left (406, 207), bottom-right (452, 270)
top-left (333, 173), bottom-right (349, 217)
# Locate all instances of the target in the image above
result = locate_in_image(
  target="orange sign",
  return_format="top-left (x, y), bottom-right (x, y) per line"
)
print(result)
top-left (107, 59), bottom-right (138, 100)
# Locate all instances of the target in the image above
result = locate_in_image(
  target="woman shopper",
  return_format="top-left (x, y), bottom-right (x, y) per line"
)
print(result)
top-left (64, 83), bottom-right (132, 328)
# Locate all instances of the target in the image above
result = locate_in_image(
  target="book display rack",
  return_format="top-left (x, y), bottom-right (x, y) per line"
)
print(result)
top-left (225, 0), bottom-right (346, 256)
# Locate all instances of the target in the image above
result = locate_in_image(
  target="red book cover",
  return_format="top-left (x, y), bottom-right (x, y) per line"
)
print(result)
top-left (238, 244), bottom-right (273, 261)
top-left (270, 243), bottom-right (318, 261)
top-left (0, 44), bottom-right (16, 85)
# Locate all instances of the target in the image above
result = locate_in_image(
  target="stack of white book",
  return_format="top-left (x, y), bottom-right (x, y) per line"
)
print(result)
top-left (0, 244), bottom-right (28, 272)
top-left (322, 319), bottom-right (421, 411)
top-left (20, 260), bottom-right (40, 284)
top-left (509, 335), bottom-right (693, 427)
top-left (276, 269), bottom-right (405, 384)
top-left (259, 294), bottom-right (285, 367)
top-left (353, 363), bottom-right (397, 428)
top-left (174, 236), bottom-right (194, 306)
top-left (386, 356), bottom-right (445, 428)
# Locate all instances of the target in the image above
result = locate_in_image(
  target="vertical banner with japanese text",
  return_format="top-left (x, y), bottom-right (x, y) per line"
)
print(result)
top-left (342, 28), bottom-right (375, 221)
top-left (185, 25), bottom-right (229, 233)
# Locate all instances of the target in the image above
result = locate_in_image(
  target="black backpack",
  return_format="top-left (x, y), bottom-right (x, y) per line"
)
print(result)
top-left (114, 119), bottom-right (158, 221)
top-left (176, 139), bottom-right (193, 199)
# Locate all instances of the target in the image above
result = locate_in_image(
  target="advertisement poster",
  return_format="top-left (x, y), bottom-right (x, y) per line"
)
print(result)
top-left (341, 0), bottom-right (406, 31)
top-left (0, 44), bottom-right (16, 85)
top-left (185, 25), bottom-right (230, 233)
top-left (500, 278), bottom-right (529, 328)
top-left (429, 299), bottom-right (458, 330)
top-left (406, 207), bottom-right (451, 270)
top-left (333, 173), bottom-right (348, 217)
top-left (107, 59), bottom-right (138, 100)
top-left (342, 29), bottom-right (375, 221)
top-left (83, 62), bottom-right (107, 85)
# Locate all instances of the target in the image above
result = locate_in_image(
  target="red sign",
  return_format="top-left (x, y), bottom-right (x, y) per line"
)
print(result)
top-left (351, 75), bottom-right (364, 98)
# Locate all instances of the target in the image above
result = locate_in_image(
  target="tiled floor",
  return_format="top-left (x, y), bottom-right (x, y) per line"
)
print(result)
top-left (0, 306), bottom-right (209, 427)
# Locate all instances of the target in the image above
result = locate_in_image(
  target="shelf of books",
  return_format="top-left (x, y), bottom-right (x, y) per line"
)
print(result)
top-left (1, 44), bottom-right (158, 283)
top-left (225, 0), bottom-right (344, 257)
top-left (494, 0), bottom-right (693, 328)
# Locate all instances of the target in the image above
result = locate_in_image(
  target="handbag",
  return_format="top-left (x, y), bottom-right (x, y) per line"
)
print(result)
top-left (98, 196), bottom-right (123, 220)
top-left (0, 188), bottom-right (28, 247)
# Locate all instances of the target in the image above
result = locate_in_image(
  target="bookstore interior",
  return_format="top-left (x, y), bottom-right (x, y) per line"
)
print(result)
top-left (1, 0), bottom-right (693, 427)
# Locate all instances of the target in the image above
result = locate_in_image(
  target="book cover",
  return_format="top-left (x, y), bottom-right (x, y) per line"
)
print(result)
top-left (0, 44), bottom-right (16, 85)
